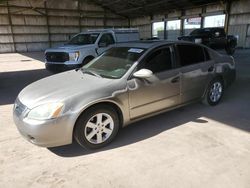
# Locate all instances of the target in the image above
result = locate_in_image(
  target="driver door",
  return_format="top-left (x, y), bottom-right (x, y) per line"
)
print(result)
top-left (96, 33), bottom-right (115, 55)
top-left (128, 46), bottom-right (181, 119)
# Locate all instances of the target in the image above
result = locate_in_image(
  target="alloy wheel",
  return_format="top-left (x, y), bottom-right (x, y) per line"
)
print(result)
top-left (209, 82), bottom-right (223, 102)
top-left (84, 113), bottom-right (114, 144)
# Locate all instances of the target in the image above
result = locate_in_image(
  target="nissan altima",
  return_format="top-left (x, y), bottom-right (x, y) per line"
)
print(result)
top-left (13, 41), bottom-right (236, 149)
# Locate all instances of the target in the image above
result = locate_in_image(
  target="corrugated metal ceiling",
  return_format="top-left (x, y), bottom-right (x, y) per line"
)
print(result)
top-left (89, 0), bottom-right (226, 17)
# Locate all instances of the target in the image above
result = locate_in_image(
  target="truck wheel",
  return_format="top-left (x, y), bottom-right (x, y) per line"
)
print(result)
top-left (81, 56), bottom-right (94, 66)
top-left (74, 105), bottom-right (120, 149)
top-left (226, 44), bottom-right (236, 55)
top-left (203, 78), bottom-right (224, 106)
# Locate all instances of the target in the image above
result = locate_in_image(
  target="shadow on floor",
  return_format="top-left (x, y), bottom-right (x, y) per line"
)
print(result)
top-left (0, 69), bottom-right (53, 105)
top-left (18, 52), bottom-right (45, 62)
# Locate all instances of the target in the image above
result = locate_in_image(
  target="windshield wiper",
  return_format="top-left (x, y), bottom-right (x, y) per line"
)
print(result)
top-left (80, 69), bottom-right (102, 78)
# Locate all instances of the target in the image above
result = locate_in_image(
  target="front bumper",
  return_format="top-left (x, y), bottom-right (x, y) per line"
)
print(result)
top-left (13, 110), bottom-right (74, 147)
top-left (45, 63), bottom-right (81, 72)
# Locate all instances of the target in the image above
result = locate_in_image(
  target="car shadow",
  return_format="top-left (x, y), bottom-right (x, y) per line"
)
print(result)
top-left (48, 104), bottom-right (206, 157)
top-left (18, 52), bottom-right (45, 62)
top-left (49, 70), bottom-right (250, 157)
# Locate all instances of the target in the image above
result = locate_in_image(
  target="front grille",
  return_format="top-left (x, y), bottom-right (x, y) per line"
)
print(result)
top-left (45, 52), bottom-right (69, 63)
top-left (14, 98), bottom-right (27, 116)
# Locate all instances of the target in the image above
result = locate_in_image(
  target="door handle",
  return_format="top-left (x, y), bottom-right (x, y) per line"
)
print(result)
top-left (171, 76), bottom-right (180, 83)
top-left (208, 66), bottom-right (214, 72)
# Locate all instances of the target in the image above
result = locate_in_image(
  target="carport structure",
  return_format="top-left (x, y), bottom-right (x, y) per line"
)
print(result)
top-left (0, 0), bottom-right (250, 53)
top-left (0, 1), bottom-right (250, 188)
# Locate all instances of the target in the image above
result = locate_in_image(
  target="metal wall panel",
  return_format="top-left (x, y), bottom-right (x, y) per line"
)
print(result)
top-left (0, 0), bottom-right (128, 53)
top-left (228, 25), bottom-right (247, 48)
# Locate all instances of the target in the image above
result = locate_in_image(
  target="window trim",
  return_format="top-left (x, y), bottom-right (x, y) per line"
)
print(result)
top-left (136, 45), bottom-right (176, 74)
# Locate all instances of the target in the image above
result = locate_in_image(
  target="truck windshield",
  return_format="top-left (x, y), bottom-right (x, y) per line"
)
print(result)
top-left (68, 33), bottom-right (99, 45)
top-left (82, 47), bottom-right (146, 79)
top-left (190, 29), bottom-right (211, 36)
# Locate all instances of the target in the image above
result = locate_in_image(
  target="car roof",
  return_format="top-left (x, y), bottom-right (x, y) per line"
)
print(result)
top-left (115, 40), bottom-right (199, 49)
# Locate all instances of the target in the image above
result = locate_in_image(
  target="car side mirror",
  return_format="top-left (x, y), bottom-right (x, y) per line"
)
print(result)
top-left (133, 69), bottom-right (153, 79)
top-left (99, 42), bottom-right (107, 48)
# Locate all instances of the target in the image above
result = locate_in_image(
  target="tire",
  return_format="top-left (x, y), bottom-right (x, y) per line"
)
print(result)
top-left (81, 56), bottom-right (94, 66)
top-left (203, 78), bottom-right (224, 106)
top-left (74, 105), bottom-right (120, 149)
top-left (225, 43), bottom-right (236, 55)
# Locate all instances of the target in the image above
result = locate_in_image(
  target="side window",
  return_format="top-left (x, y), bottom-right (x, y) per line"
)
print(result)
top-left (142, 47), bottom-right (172, 74)
top-left (177, 44), bottom-right (205, 66)
top-left (99, 33), bottom-right (115, 46)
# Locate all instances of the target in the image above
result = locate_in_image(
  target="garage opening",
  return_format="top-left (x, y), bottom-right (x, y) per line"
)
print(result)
top-left (152, 21), bottom-right (165, 39)
top-left (204, 14), bottom-right (226, 28)
top-left (167, 20), bottom-right (181, 40)
top-left (184, 17), bottom-right (202, 35)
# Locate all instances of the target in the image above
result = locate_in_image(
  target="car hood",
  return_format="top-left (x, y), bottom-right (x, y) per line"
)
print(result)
top-left (46, 44), bottom-right (95, 52)
top-left (18, 70), bottom-right (113, 109)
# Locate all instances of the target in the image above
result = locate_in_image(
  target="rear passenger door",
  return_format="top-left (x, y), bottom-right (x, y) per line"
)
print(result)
top-left (176, 44), bottom-right (209, 103)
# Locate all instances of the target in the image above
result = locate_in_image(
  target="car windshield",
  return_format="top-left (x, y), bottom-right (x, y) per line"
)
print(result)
top-left (190, 29), bottom-right (211, 36)
top-left (68, 33), bottom-right (99, 45)
top-left (82, 47), bottom-right (146, 79)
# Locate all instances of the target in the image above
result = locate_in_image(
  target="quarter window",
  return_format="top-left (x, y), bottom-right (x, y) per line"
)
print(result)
top-left (177, 44), bottom-right (205, 66)
top-left (142, 47), bottom-right (172, 73)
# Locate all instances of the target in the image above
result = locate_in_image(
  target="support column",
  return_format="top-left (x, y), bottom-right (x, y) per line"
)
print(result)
top-left (164, 14), bottom-right (167, 40)
top-left (7, 0), bottom-right (16, 52)
top-left (44, 1), bottom-right (51, 48)
top-left (78, 0), bottom-right (81, 32)
top-left (180, 10), bottom-right (185, 36)
top-left (128, 18), bottom-right (131, 28)
top-left (201, 7), bottom-right (206, 28)
top-left (104, 9), bottom-right (107, 28)
top-left (225, 0), bottom-right (232, 34)
top-left (150, 15), bottom-right (153, 37)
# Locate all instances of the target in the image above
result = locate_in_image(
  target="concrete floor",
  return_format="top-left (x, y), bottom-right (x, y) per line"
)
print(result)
top-left (0, 50), bottom-right (249, 188)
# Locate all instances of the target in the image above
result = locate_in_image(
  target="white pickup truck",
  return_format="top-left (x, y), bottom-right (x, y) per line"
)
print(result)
top-left (45, 28), bottom-right (140, 71)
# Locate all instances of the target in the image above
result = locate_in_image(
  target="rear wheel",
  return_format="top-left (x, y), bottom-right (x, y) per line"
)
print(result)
top-left (225, 43), bottom-right (236, 55)
top-left (74, 105), bottom-right (120, 149)
top-left (203, 78), bottom-right (224, 106)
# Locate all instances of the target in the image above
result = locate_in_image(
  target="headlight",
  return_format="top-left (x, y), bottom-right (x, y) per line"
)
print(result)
top-left (69, 51), bottom-right (80, 61)
top-left (27, 103), bottom-right (64, 120)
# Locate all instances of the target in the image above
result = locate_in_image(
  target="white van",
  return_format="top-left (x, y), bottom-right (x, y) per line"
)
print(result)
top-left (45, 28), bottom-right (140, 71)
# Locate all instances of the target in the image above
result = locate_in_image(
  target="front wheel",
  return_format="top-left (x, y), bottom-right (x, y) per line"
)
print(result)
top-left (203, 78), bottom-right (224, 106)
top-left (74, 105), bottom-right (120, 149)
top-left (81, 56), bottom-right (94, 66)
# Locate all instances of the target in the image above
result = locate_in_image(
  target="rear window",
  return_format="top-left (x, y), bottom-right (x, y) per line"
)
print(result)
top-left (177, 44), bottom-right (205, 66)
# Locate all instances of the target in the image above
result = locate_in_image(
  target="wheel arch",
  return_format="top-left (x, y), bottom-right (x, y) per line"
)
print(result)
top-left (82, 55), bottom-right (95, 65)
top-left (202, 74), bottom-right (225, 99)
top-left (73, 101), bottom-right (124, 137)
